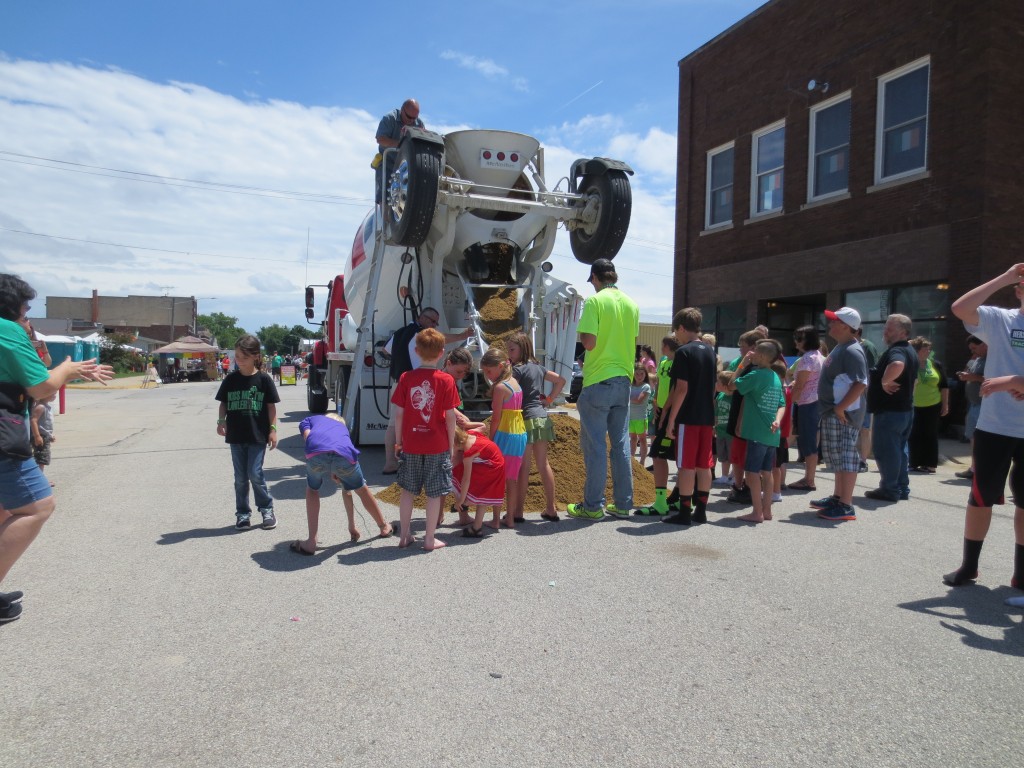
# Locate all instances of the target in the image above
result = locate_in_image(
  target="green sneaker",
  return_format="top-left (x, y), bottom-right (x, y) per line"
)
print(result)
top-left (566, 503), bottom-right (604, 520)
top-left (605, 504), bottom-right (630, 519)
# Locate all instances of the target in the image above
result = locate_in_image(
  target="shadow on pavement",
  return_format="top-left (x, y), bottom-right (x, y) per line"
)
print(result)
top-left (899, 586), bottom-right (1024, 658)
top-left (157, 525), bottom-right (245, 544)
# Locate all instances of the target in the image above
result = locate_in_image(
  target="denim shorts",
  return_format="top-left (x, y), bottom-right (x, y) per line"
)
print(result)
top-left (744, 440), bottom-right (776, 473)
top-left (306, 452), bottom-right (366, 492)
top-left (0, 456), bottom-right (53, 509)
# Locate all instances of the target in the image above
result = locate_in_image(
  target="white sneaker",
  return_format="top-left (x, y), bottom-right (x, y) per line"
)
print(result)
top-left (712, 475), bottom-right (732, 486)
top-left (771, 492), bottom-right (783, 502)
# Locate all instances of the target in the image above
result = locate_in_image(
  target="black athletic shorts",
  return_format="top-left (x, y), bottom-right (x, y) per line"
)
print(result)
top-left (649, 418), bottom-right (675, 461)
top-left (969, 428), bottom-right (1024, 508)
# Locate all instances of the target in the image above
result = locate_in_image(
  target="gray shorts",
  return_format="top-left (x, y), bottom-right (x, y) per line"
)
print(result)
top-left (33, 437), bottom-right (52, 466)
top-left (397, 451), bottom-right (453, 498)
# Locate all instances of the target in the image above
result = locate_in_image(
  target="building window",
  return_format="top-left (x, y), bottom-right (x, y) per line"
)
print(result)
top-left (808, 93), bottom-right (851, 200)
top-left (705, 143), bottom-right (734, 229)
top-left (876, 57), bottom-right (930, 183)
top-left (697, 301), bottom-right (746, 351)
top-left (751, 121), bottom-right (785, 216)
top-left (845, 282), bottom-right (949, 358)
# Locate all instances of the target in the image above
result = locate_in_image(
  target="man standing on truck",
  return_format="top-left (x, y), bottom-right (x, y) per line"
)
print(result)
top-left (567, 258), bottom-right (639, 520)
top-left (380, 306), bottom-right (470, 474)
top-left (374, 99), bottom-right (424, 202)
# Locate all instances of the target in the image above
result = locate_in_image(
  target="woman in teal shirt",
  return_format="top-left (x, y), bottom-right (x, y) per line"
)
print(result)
top-left (909, 336), bottom-right (949, 473)
top-left (0, 274), bottom-right (113, 623)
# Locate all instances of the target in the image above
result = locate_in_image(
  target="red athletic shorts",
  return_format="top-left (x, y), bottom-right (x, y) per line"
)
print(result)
top-left (730, 436), bottom-right (747, 468)
top-left (676, 424), bottom-right (714, 470)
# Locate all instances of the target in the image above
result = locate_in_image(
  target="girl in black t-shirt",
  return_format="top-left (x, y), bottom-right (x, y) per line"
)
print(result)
top-left (215, 335), bottom-right (281, 530)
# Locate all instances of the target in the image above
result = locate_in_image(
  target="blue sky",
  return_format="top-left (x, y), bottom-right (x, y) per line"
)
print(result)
top-left (0, 0), bottom-right (764, 333)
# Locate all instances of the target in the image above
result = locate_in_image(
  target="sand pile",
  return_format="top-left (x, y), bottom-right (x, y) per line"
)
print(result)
top-left (376, 413), bottom-right (655, 513)
top-left (475, 288), bottom-right (520, 348)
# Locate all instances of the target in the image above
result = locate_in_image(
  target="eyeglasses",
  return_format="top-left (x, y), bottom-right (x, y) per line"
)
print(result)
top-left (421, 315), bottom-right (440, 326)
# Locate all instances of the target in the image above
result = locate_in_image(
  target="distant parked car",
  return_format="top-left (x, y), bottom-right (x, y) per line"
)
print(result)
top-left (567, 361), bottom-right (584, 403)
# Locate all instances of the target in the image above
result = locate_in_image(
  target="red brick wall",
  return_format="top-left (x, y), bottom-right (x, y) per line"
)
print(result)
top-left (673, 0), bottom-right (1023, 368)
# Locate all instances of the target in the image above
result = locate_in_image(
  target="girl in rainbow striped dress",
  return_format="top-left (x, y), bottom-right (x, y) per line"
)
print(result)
top-left (480, 347), bottom-right (527, 529)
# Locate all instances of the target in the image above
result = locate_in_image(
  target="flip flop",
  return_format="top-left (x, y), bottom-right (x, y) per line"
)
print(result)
top-left (540, 513), bottom-right (560, 522)
top-left (633, 506), bottom-right (668, 516)
top-left (462, 526), bottom-right (484, 538)
top-left (289, 540), bottom-right (315, 556)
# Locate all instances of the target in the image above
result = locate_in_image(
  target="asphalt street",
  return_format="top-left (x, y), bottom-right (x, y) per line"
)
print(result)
top-left (2, 379), bottom-right (1021, 767)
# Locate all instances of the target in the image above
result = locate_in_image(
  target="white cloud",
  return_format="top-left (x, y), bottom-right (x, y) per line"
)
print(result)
top-left (439, 49), bottom-right (529, 93)
top-left (0, 59), bottom-right (674, 330)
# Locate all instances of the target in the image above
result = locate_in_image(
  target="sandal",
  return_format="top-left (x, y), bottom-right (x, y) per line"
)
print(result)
top-left (540, 512), bottom-right (560, 522)
top-left (462, 526), bottom-right (484, 538)
top-left (289, 540), bottom-right (316, 556)
top-left (787, 480), bottom-right (816, 491)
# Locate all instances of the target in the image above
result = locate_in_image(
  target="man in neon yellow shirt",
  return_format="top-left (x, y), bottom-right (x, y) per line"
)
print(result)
top-left (567, 259), bottom-right (639, 520)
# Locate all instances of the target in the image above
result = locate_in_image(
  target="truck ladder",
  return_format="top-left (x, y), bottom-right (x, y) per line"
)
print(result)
top-left (342, 209), bottom-right (390, 430)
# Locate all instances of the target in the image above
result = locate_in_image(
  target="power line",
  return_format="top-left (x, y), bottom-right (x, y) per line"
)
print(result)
top-left (0, 150), bottom-right (373, 206)
top-left (0, 149), bottom-right (678, 251)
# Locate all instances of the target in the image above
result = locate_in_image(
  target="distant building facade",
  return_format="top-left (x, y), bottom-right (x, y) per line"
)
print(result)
top-left (46, 290), bottom-right (198, 344)
top-left (675, 0), bottom-right (1024, 372)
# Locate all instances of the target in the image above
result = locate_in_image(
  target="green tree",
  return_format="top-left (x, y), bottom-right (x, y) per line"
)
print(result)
top-left (100, 331), bottom-right (145, 373)
top-left (256, 324), bottom-right (289, 355)
top-left (282, 324), bottom-right (319, 355)
top-left (197, 312), bottom-right (247, 350)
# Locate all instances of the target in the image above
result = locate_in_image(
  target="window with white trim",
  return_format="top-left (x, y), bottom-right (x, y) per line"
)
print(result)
top-left (705, 142), bottom-right (734, 229)
top-left (808, 93), bottom-right (851, 200)
top-left (876, 57), bottom-right (930, 183)
top-left (751, 121), bottom-right (785, 215)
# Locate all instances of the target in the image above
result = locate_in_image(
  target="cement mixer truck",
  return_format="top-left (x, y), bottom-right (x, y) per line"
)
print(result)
top-left (304, 126), bottom-right (633, 444)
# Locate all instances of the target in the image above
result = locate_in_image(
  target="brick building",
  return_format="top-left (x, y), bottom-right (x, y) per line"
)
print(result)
top-left (46, 290), bottom-right (199, 344)
top-left (675, 0), bottom-right (1024, 371)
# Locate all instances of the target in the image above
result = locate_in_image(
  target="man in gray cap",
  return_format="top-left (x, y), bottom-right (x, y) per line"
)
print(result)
top-left (811, 306), bottom-right (868, 521)
top-left (567, 259), bottom-right (639, 520)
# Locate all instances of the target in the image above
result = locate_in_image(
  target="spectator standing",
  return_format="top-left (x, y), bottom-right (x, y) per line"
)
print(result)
top-left (955, 336), bottom-right (987, 480)
top-left (943, 263), bottom-right (1024, 590)
top-left (855, 327), bottom-right (879, 472)
top-left (663, 307), bottom-right (718, 526)
top-left (381, 307), bottom-right (470, 473)
top-left (811, 307), bottom-right (868, 522)
top-left (634, 335), bottom-right (680, 515)
top-left (908, 336), bottom-right (949, 473)
top-left (567, 259), bottom-right (639, 520)
top-left (787, 325), bottom-right (825, 492)
top-left (0, 274), bottom-right (113, 623)
top-left (864, 314), bottom-right (919, 502)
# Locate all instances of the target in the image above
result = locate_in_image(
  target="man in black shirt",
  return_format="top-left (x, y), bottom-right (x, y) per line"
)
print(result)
top-left (663, 307), bottom-right (718, 525)
top-left (865, 314), bottom-right (919, 502)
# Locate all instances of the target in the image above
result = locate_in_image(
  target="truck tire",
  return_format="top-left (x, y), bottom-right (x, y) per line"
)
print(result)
top-left (333, 365), bottom-right (350, 415)
top-left (569, 170), bottom-right (632, 264)
top-left (307, 368), bottom-right (329, 414)
top-left (387, 139), bottom-right (442, 247)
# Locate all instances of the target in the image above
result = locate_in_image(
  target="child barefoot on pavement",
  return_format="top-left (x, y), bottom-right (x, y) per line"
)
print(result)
top-left (290, 413), bottom-right (392, 555)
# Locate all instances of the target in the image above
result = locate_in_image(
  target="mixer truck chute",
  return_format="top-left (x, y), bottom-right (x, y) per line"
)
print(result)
top-left (305, 128), bottom-right (634, 445)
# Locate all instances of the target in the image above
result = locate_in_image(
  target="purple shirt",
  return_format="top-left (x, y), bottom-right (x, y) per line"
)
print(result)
top-left (299, 415), bottom-right (360, 463)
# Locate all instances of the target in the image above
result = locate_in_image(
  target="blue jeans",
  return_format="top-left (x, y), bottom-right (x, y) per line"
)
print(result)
top-left (577, 376), bottom-right (633, 511)
top-left (871, 410), bottom-right (913, 499)
top-left (230, 443), bottom-right (273, 517)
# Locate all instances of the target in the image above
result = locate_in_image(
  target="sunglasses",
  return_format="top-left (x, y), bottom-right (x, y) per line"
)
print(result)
top-left (402, 111), bottom-right (417, 122)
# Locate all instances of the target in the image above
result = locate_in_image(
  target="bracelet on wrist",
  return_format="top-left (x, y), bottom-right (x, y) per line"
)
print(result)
top-left (270, 424), bottom-right (277, 431)
top-left (217, 418), bottom-right (226, 425)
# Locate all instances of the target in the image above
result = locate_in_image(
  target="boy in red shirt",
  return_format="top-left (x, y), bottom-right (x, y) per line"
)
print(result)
top-left (391, 328), bottom-right (461, 551)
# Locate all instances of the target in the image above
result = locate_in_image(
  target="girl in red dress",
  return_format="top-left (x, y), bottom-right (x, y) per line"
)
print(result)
top-left (452, 426), bottom-right (506, 537)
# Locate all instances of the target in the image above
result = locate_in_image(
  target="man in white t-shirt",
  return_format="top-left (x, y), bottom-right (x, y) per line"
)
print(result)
top-left (944, 263), bottom-right (1024, 591)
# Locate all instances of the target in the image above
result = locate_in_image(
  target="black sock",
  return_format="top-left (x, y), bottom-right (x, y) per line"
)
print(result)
top-left (1013, 543), bottom-right (1024, 588)
top-left (943, 538), bottom-right (984, 586)
top-left (692, 491), bottom-right (709, 522)
top-left (667, 487), bottom-right (680, 505)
